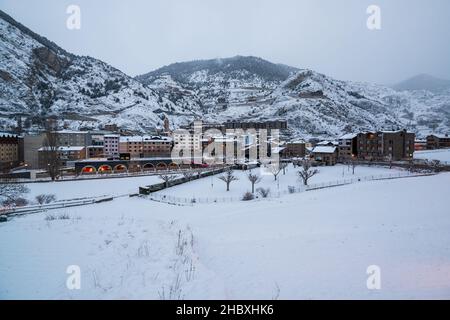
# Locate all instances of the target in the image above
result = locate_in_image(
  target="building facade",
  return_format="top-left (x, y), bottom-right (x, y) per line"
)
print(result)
top-left (426, 134), bottom-right (450, 150)
top-left (23, 133), bottom-right (46, 169)
top-left (57, 130), bottom-right (91, 147)
top-left (311, 146), bottom-right (338, 166)
top-left (338, 134), bottom-right (357, 162)
top-left (357, 130), bottom-right (415, 161)
top-left (38, 146), bottom-right (86, 168)
top-left (103, 135), bottom-right (120, 158)
top-left (283, 140), bottom-right (306, 158)
top-left (119, 136), bottom-right (173, 158)
top-left (0, 133), bottom-right (21, 171)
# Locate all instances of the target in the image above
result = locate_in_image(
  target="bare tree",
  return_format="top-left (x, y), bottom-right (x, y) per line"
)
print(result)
top-left (218, 168), bottom-right (239, 191)
top-left (347, 159), bottom-right (358, 174)
top-left (297, 160), bottom-right (319, 186)
top-left (247, 172), bottom-right (261, 194)
top-left (159, 174), bottom-right (177, 188)
top-left (267, 164), bottom-right (282, 181)
top-left (0, 182), bottom-right (29, 206)
top-left (182, 171), bottom-right (195, 181)
top-left (281, 162), bottom-right (288, 175)
top-left (41, 129), bottom-right (61, 181)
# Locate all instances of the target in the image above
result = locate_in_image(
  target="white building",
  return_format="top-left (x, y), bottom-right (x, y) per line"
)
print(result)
top-left (103, 134), bottom-right (120, 158)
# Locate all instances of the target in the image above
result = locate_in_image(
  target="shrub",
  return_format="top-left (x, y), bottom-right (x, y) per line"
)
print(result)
top-left (256, 187), bottom-right (270, 198)
top-left (2, 197), bottom-right (28, 208)
top-left (288, 186), bottom-right (296, 194)
top-left (36, 194), bottom-right (57, 205)
top-left (242, 192), bottom-right (254, 201)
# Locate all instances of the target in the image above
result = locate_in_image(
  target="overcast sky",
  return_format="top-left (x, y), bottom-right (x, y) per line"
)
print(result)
top-left (1, 0), bottom-right (449, 84)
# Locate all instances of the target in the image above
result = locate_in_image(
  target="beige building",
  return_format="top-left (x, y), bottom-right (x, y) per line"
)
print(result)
top-left (311, 146), bottom-right (338, 166)
top-left (23, 133), bottom-right (46, 169)
top-left (119, 136), bottom-right (173, 158)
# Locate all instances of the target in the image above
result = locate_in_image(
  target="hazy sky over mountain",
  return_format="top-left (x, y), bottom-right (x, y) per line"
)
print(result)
top-left (1, 0), bottom-right (449, 84)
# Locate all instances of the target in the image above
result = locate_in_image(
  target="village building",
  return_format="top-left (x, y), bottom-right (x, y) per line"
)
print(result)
top-left (119, 136), bottom-right (173, 158)
top-left (356, 130), bottom-right (415, 161)
top-left (414, 139), bottom-right (427, 151)
top-left (338, 133), bottom-right (357, 162)
top-left (310, 146), bottom-right (338, 166)
top-left (38, 146), bottom-right (86, 168)
top-left (283, 140), bottom-right (306, 158)
top-left (0, 132), bottom-right (22, 171)
top-left (103, 134), bottom-right (120, 158)
top-left (426, 134), bottom-right (450, 150)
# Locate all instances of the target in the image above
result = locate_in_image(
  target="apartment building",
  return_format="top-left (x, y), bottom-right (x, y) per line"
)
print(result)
top-left (224, 120), bottom-right (288, 131)
top-left (283, 140), bottom-right (306, 158)
top-left (119, 136), bottom-right (173, 158)
top-left (0, 132), bottom-right (21, 170)
top-left (311, 146), bottom-right (338, 166)
top-left (357, 130), bottom-right (415, 161)
top-left (57, 130), bottom-right (91, 147)
top-left (426, 134), bottom-right (450, 150)
top-left (103, 134), bottom-right (120, 158)
top-left (23, 133), bottom-right (46, 169)
top-left (338, 133), bottom-right (357, 162)
top-left (38, 146), bottom-right (86, 168)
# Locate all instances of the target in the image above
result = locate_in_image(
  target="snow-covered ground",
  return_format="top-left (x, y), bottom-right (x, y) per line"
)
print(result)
top-left (155, 164), bottom-right (406, 200)
top-left (23, 175), bottom-right (164, 201)
top-left (415, 149), bottom-right (450, 162)
top-left (1, 168), bottom-right (449, 299)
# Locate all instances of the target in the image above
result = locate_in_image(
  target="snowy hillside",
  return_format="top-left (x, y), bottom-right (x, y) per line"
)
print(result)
top-left (393, 74), bottom-right (450, 93)
top-left (139, 59), bottom-right (450, 139)
top-left (1, 9), bottom-right (449, 138)
top-left (0, 10), bottom-right (200, 133)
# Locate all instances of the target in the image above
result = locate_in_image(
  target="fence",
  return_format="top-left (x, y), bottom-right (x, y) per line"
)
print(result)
top-left (139, 166), bottom-right (231, 195)
top-left (144, 171), bottom-right (434, 205)
top-left (0, 195), bottom-right (118, 217)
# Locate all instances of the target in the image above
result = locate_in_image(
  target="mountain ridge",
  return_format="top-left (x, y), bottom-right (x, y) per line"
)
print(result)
top-left (1, 9), bottom-right (449, 139)
top-left (393, 73), bottom-right (450, 93)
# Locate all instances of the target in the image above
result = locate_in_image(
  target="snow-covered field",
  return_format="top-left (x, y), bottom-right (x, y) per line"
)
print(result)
top-left (23, 175), bottom-right (164, 201)
top-left (415, 149), bottom-right (450, 162)
top-left (1, 168), bottom-right (449, 299)
top-left (156, 164), bottom-right (406, 200)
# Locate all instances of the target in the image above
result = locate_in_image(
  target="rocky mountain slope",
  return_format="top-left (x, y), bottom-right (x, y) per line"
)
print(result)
top-left (139, 59), bottom-right (450, 138)
top-left (1, 9), bottom-right (449, 139)
top-left (0, 10), bottom-right (200, 133)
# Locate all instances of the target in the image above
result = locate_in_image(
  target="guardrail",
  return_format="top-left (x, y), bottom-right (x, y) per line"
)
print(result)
top-left (0, 195), bottom-right (115, 217)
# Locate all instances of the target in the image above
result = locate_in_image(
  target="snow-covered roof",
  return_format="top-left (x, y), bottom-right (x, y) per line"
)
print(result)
top-left (339, 133), bottom-right (357, 140)
top-left (316, 141), bottom-right (338, 146)
top-left (288, 139), bottom-right (306, 144)
top-left (120, 136), bottom-right (173, 143)
top-left (38, 146), bottom-right (85, 152)
top-left (104, 134), bottom-right (120, 138)
top-left (56, 130), bottom-right (88, 134)
top-left (272, 147), bottom-right (286, 154)
top-left (0, 132), bottom-right (18, 138)
top-left (311, 146), bottom-right (337, 154)
top-left (429, 134), bottom-right (449, 139)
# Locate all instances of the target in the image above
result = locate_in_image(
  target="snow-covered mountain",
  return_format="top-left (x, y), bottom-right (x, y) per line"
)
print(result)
top-left (1, 9), bottom-right (449, 139)
top-left (138, 59), bottom-right (450, 139)
top-left (0, 10), bottom-right (200, 133)
top-left (393, 74), bottom-right (450, 94)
